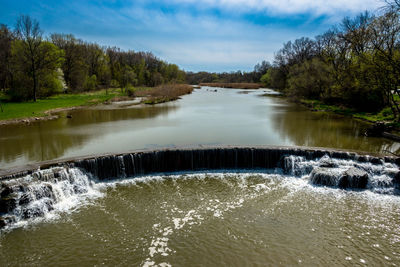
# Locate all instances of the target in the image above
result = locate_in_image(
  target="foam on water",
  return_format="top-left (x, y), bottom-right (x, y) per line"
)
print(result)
top-left (0, 167), bottom-right (103, 232)
top-left (1, 154), bottom-right (400, 236)
top-left (0, 160), bottom-right (400, 266)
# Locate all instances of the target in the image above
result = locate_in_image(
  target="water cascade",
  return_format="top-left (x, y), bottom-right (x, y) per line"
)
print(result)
top-left (1, 146), bottom-right (399, 229)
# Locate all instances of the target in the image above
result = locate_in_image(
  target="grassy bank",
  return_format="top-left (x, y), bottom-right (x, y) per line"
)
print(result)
top-left (134, 84), bottom-right (193, 104)
top-left (199, 83), bottom-right (263, 89)
top-left (300, 99), bottom-right (400, 127)
top-left (0, 84), bottom-right (193, 122)
top-left (0, 89), bottom-right (123, 121)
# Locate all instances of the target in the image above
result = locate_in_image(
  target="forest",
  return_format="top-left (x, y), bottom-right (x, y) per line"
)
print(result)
top-left (263, 0), bottom-right (400, 117)
top-left (0, 15), bottom-right (186, 102)
top-left (185, 61), bottom-right (270, 85)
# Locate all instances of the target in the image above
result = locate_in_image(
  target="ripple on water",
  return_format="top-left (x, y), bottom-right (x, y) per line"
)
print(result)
top-left (1, 171), bottom-right (400, 266)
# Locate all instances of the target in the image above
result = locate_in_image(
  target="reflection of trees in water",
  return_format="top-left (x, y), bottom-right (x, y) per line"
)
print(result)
top-left (270, 104), bottom-right (400, 154)
top-left (66, 105), bottom-right (176, 126)
top-left (0, 105), bottom-right (176, 164)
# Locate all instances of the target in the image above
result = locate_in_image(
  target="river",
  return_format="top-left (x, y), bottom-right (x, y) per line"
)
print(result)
top-left (0, 87), bottom-right (399, 170)
top-left (1, 87), bottom-right (400, 266)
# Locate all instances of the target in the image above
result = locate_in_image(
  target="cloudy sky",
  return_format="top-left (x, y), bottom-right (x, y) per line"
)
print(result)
top-left (1, 0), bottom-right (383, 72)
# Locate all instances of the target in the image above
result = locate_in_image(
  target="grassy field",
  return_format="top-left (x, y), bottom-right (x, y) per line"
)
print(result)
top-left (0, 85), bottom-right (193, 121)
top-left (0, 89), bottom-right (125, 121)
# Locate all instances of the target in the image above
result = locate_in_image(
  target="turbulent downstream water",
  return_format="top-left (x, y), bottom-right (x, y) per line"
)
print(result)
top-left (1, 154), bottom-right (400, 266)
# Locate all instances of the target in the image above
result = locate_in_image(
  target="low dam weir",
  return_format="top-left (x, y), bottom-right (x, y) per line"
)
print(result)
top-left (1, 146), bottom-right (399, 229)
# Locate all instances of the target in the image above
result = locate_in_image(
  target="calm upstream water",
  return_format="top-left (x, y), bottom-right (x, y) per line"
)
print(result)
top-left (1, 87), bottom-right (400, 266)
top-left (0, 87), bottom-right (399, 170)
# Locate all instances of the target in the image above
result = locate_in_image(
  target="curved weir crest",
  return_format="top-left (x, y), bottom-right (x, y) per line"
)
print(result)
top-left (0, 146), bottom-right (399, 230)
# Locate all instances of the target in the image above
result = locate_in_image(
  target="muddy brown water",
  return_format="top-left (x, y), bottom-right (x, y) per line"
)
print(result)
top-left (0, 87), bottom-right (398, 170)
top-left (0, 87), bottom-right (400, 266)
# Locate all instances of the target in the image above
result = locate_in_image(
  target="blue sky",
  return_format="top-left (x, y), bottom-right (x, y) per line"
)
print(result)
top-left (0, 0), bottom-right (382, 72)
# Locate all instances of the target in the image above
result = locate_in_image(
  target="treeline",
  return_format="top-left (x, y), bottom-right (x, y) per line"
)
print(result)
top-left (186, 61), bottom-right (271, 85)
top-left (0, 15), bottom-right (186, 102)
top-left (264, 1), bottom-right (400, 115)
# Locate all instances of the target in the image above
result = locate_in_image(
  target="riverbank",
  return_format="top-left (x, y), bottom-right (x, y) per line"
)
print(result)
top-left (134, 84), bottom-right (193, 104)
top-left (0, 84), bottom-right (193, 125)
top-left (299, 99), bottom-right (400, 144)
top-left (300, 99), bottom-right (399, 125)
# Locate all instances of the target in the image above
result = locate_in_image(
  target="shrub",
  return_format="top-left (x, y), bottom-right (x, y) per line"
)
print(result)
top-left (83, 75), bottom-right (97, 91)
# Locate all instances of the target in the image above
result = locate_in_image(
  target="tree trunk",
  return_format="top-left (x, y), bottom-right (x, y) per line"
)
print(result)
top-left (32, 69), bottom-right (37, 102)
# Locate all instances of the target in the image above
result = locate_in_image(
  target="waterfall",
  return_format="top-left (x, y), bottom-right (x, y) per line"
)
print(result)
top-left (1, 146), bottom-right (399, 230)
top-left (0, 167), bottom-right (95, 229)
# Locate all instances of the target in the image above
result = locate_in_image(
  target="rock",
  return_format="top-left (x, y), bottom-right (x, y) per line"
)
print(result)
top-left (338, 167), bottom-right (369, 189)
top-left (66, 114), bottom-right (72, 119)
top-left (0, 196), bottom-right (17, 214)
top-left (73, 184), bottom-right (87, 194)
top-left (0, 216), bottom-right (14, 228)
top-left (369, 157), bottom-right (383, 165)
top-left (34, 184), bottom-right (54, 200)
top-left (365, 122), bottom-right (386, 137)
top-left (281, 156), bottom-right (312, 176)
top-left (1, 186), bottom-right (14, 198)
top-left (393, 171), bottom-right (400, 190)
top-left (0, 217), bottom-right (6, 228)
top-left (310, 167), bottom-right (369, 189)
top-left (22, 199), bottom-right (54, 219)
top-left (318, 155), bottom-right (337, 168)
top-left (310, 167), bottom-right (339, 186)
top-left (19, 193), bottom-right (33, 205)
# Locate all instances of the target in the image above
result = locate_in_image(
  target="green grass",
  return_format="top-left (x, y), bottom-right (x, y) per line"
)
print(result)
top-left (300, 99), bottom-right (400, 126)
top-left (0, 86), bottom-right (188, 121)
top-left (0, 89), bottom-right (122, 121)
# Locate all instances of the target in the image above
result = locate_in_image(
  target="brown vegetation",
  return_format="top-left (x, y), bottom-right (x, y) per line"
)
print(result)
top-left (199, 83), bottom-right (263, 89)
top-left (134, 84), bottom-right (193, 104)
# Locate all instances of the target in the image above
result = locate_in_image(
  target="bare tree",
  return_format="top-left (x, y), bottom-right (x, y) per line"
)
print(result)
top-left (384, 0), bottom-right (400, 11)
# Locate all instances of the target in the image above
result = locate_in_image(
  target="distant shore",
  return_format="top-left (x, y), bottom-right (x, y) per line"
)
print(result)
top-left (0, 84), bottom-right (193, 126)
top-left (199, 83), bottom-right (263, 89)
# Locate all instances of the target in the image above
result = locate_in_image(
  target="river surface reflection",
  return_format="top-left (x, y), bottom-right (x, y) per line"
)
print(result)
top-left (0, 87), bottom-right (399, 170)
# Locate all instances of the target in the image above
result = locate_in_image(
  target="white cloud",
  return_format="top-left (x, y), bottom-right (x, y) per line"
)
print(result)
top-left (169, 0), bottom-right (383, 16)
top-left (50, 0), bottom-right (385, 72)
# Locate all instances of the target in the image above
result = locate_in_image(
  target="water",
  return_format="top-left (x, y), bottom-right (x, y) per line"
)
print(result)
top-left (1, 87), bottom-right (399, 170)
top-left (1, 154), bottom-right (400, 265)
top-left (1, 87), bottom-right (400, 266)
top-left (1, 163), bottom-right (400, 266)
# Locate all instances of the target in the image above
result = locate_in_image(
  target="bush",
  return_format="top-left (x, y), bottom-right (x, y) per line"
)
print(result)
top-left (83, 75), bottom-right (97, 91)
top-left (110, 79), bottom-right (120, 88)
top-left (8, 72), bottom-right (32, 101)
top-left (39, 73), bottom-right (63, 97)
top-left (126, 84), bottom-right (135, 97)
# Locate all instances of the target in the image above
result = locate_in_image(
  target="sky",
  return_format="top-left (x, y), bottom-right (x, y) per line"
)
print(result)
top-left (0, 0), bottom-right (384, 72)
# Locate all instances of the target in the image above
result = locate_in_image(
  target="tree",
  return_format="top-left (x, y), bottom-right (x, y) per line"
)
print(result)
top-left (369, 10), bottom-right (400, 116)
top-left (120, 65), bottom-right (137, 91)
top-left (11, 16), bottom-right (64, 101)
top-left (14, 15), bottom-right (44, 101)
top-left (260, 71), bottom-right (271, 87)
top-left (0, 24), bottom-right (13, 91)
top-left (51, 33), bottom-right (87, 91)
top-left (11, 40), bottom-right (64, 100)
